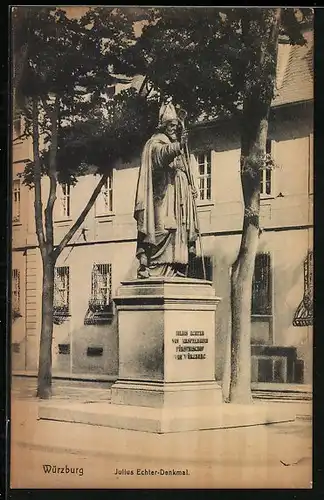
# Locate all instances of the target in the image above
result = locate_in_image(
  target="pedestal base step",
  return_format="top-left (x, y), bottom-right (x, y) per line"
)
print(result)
top-left (38, 401), bottom-right (296, 434)
top-left (111, 380), bottom-right (222, 408)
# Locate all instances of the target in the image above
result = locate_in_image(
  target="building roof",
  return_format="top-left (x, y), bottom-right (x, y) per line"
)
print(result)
top-left (272, 30), bottom-right (313, 107)
top-left (120, 31), bottom-right (314, 118)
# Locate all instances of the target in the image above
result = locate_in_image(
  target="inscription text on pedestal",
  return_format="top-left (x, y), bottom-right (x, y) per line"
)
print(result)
top-left (172, 330), bottom-right (208, 360)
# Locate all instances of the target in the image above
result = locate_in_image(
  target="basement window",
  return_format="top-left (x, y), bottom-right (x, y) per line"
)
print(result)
top-left (87, 346), bottom-right (103, 357)
top-left (58, 343), bottom-right (70, 355)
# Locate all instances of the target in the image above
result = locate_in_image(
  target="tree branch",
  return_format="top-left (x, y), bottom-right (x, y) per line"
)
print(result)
top-left (261, 8), bottom-right (282, 67)
top-left (138, 75), bottom-right (148, 96)
top-left (32, 98), bottom-right (46, 258)
top-left (271, 8), bottom-right (282, 43)
top-left (53, 173), bottom-right (109, 260)
top-left (13, 133), bottom-right (26, 143)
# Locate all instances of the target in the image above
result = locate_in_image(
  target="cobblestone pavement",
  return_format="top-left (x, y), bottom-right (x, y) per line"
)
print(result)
top-left (11, 375), bottom-right (113, 401)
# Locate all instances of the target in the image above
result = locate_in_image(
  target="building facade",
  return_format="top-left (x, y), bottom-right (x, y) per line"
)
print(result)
top-left (11, 32), bottom-right (313, 388)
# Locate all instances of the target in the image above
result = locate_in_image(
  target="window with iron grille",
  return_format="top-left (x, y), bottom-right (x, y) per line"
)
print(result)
top-left (90, 264), bottom-right (112, 307)
top-left (189, 256), bottom-right (213, 281)
top-left (12, 269), bottom-right (20, 314)
top-left (260, 140), bottom-right (273, 196)
top-left (293, 250), bottom-right (313, 327)
top-left (85, 264), bottom-right (113, 325)
top-left (195, 152), bottom-right (211, 201)
top-left (13, 180), bottom-right (21, 223)
top-left (95, 174), bottom-right (113, 215)
top-left (54, 266), bottom-right (70, 317)
top-left (251, 252), bottom-right (272, 316)
top-left (60, 184), bottom-right (71, 218)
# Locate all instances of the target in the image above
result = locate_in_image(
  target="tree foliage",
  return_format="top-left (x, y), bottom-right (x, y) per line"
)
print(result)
top-left (21, 89), bottom-right (159, 187)
top-left (13, 6), bottom-right (159, 187)
top-left (122, 7), bottom-right (312, 122)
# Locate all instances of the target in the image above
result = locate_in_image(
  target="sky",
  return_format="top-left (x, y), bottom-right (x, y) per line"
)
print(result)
top-left (60, 6), bottom-right (146, 37)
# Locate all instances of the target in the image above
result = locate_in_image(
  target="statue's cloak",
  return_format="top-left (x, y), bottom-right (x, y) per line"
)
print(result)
top-left (134, 132), bottom-right (199, 252)
top-left (134, 133), bottom-right (170, 246)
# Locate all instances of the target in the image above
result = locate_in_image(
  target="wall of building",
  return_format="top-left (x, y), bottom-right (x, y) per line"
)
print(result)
top-left (201, 226), bottom-right (312, 383)
top-left (11, 250), bottom-right (26, 371)
top-left (11, 102), bottom-right (313, 385)
top-left (52, 240), bottom-right (138, 376)
top-left (12, 130), bottom-right (36, 371)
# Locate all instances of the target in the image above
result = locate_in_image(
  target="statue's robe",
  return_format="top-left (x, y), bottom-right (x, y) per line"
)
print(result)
top-left (134, 132), bottom-right (199, 276)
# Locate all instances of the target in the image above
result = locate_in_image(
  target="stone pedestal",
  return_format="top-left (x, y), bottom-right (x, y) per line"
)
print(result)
top-left (38, 277), bottom-right (296, 433)
top-left (110, 277), bottom-right (222, 409)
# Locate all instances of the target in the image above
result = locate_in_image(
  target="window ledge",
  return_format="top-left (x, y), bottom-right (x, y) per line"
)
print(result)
top-left (95, 213), bottom-right (115, 221)
top-left (54, 218), bottom-right (73, 224)
top-left (260, 195), bottom-right (275, 201)
top-left (196, 201), bottom-right (214, 208)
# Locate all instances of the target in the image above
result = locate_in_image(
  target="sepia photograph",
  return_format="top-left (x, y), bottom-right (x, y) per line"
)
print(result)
top-left (10, 6), bottom-right (313, 489)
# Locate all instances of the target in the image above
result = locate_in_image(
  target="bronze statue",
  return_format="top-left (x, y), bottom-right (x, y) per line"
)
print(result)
top-left (134, 102), bottom-right (200, 279)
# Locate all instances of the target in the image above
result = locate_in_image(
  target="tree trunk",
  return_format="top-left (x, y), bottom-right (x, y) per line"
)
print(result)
top-left (35, 172), bottom-right (108, 398)
top-left (229, 201), bottom-right (259, 403)
top-left (229, 111), bottom-right (269, 404)
top-left (227, 8), bottom-right (281, 404)
top-left (34, 93), bottom-right (110, 398)
top-left (37, 258), bottom-right (55, 398)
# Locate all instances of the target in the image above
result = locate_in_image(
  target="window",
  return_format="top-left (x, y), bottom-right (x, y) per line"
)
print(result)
top-left (293, 250), bottom-right (313, 327)
top-left (13, 109), bottom-right (22, 137)
top-left (251, 252), bottom-right (272, 316)
top-left (189, 256), bottom-right (213, 281)
top-left (95, 175), bottom-right (113, 215)
top-left (196, 152), bottom-right (211, 201)
top-left (260, 140), bottom-right (273, 196)
top-left (58, 343), bottom-right (70, 355)
top-left (90, 263), bottom-right (112, 307)
top-left (13, 180), bottom-right (21, 223)
top-left (85, 263), bottom-right (113, 325)
top-left (60, 184), bottom-right (71, 218)
top-left (12, 269), bottom-right (20, 315)
top-left (251, 346), bottom-right (302, 383)
top-left (54, 266), bottom-right (70, 319)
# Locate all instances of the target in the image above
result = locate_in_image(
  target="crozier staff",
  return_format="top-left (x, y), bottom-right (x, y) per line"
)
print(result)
top-left (134, 102), bottom-right (200, 279)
